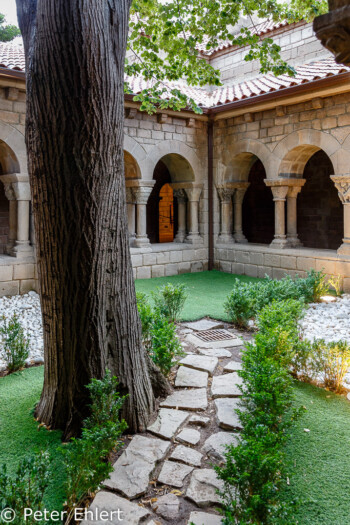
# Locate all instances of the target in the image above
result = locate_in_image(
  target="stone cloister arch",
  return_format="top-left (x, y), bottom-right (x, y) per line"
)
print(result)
top-left (0, 124), bottom-right (33, 259)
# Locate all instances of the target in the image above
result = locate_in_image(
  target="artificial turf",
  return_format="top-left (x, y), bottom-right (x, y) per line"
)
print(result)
top-left (283, 381), bottom-right (350, 525)
top-left (0, 366), bottom-right (66, 513)
top-left (135, 269), bottom-right (260, 321)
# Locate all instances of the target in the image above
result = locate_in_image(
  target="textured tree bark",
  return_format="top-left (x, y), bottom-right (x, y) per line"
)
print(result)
top-left (16, 0), bottom-right (168, 439)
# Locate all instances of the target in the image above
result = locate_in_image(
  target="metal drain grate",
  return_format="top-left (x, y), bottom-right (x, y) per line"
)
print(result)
top-left (194, 329), bottom-right (235, 342)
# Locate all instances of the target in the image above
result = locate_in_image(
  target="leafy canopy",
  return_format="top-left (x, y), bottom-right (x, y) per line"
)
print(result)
top-left (0, 14), bottom-right (20, 42)
top-left (127, 0), bottom-right (328, 113)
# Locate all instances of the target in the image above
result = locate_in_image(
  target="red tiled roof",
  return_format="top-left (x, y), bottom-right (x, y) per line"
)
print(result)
top-left (1, 42), bottom-right (349, 109)
top-left (0, 42), bottom-right (25, 72)
top-left (210, 58), bottom-right (350, 107)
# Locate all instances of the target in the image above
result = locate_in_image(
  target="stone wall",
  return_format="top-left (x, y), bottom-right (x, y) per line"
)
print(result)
top-left (0, 257), bottom-right (37, 295)
top-left (209, 22), bottom-right (328, 86)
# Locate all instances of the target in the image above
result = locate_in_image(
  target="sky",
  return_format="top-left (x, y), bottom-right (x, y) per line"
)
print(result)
top-left (1, 0), bottom-right (18, 25)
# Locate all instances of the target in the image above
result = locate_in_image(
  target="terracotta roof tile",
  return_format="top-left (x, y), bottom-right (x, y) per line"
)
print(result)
top-left (1, 42), bottom-right (349, 109)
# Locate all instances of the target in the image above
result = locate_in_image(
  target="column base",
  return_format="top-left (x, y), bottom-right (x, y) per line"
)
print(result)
top-left (174, 231), bottom-right (186, 243)
top-left (270, 237), bottom-right (289, 249)
top-left (286, 236), bottom-right (303, 248)
top-left (134, 236), bottom-right (150, 248)
top-left (337, 242), bottom-right (350, 256)
top-left (11, 242), bottom-right (34, 259)
top-left (218, 233), bottom-right (234, 244)
top-left (184, 233), bottom-right (203, 245)
top-left (234, 232), bottom-right (248, 244)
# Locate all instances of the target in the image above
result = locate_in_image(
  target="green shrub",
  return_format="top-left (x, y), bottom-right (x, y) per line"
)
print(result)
top-left (328, 275), bottom-right (343, 297)
top-left (62, 370), bottom-right (127, 516)
top-left (224, 280), bottom-right (255, 328)
top-left (136, 292), bottom-right (154, 350)
top-left (152, 283), bottom-right (187, 322)
top-left (310, 339), bottom-right (350, 393)
top-left (149, 311), bottom-right (184, 375)
top-left (0, 314), bottom-right (30, 373)
top-left (0, 451), bottom-right (51, 525)
top-left (224, 271), bottom-right (328, 327)
top-left (216, 331), bottom-right (302, 524)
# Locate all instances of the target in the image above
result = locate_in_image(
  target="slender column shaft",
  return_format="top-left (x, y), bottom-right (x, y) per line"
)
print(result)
top-left (233, 187), bottom-right (249, 243)
top-left (286, 185), bottom-right (303, 247)
top-left (173, 189), bottom-right (187, 243)
top-left (217, 186), bottom-right (234, 243)
top-left (184, 186), bottom-right (203, 244)
top-left (268, 185), bottom-right (289, 248)
top-left (331, 175), bottom-right (350, 255)
top-left (133, 184), bottom-right (154, 248)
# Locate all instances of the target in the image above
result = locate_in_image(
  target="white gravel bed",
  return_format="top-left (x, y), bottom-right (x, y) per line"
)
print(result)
top-left (0, 291), bottom-right (43, 371)
top-left (301, 294), bottom-right (350, 343)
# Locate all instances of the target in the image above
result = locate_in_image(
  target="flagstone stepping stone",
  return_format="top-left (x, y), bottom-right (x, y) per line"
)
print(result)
top-left (151, 493), bottom-right (180, 520)
top-left (147, 408), bottom-right (189, 440)
top-left (211, 373), bottom-right (243, 398)
top-left (202, 432), bottom-right (239, 461)
top-left (81, 491), bottom-right (151, 525)
top-left (175, 366), bottom-right (208, 388)
top-left (187, 332), bottom-right (243, 349)
top-left (158, 460), bottom-right (194, 487)
top-left (179, 355), bottom-right (218, 375)
top-left (198, 347), bottom-right (232, 358)
top-left (215, 398), bottom-right (243, 430)
top-left (224, 361), bottom-right (243, 372)
top-left (184, 319), bottom-right (224, 331)
top-left (188, 511), bottom-right (223, 525)
top-left (186, 469), bottom-right (224, 507)
top-left (170, 445), bottom-right (203, 467)
top-left (176, 428), bottom-right (201, 446)
top-left (160, 388), bottom-right (208, 411)
top-left (104, 435), bottom-right (171, 499)
top-left (189, 414), bottom-right (210, 427)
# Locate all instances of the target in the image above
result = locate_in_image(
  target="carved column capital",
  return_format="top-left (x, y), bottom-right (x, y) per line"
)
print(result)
top-left (216, 186), bottom-right (234, 204)
top-left (173, 188), bottom-right (187, 203)
top-left (314, 5), bottom-right (350, 66)
top-left (3, 183), bottom-right (16, 201)
top-left (133, 185), bottom-right (154, 205)
top-left (331, 175), bottom-right (350, 203)
top-left (270, 186), bottom-right (289, 201)
top-left (287, 186), bottom-right (303, 199)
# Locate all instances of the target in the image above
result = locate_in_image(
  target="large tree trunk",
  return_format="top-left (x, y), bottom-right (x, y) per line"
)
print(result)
top-left (16, 0), bottom-right (168, 439)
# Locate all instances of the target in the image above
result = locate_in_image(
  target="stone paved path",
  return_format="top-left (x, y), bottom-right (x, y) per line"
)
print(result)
top-left (83, 319), bottom-right (249, 525)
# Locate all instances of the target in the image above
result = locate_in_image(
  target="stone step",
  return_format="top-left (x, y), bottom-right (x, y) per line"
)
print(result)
top-left (188, 511), bottom-right (223, 525)
top-left (170, 444), bottom-right (203, 467)
top-left (151, 493), bottom-right (180, 520)
top-left (176, 428), bottom-right (201, 446)
top-left (158, 460), bottom-right (194, 488)
top-left (202, 432), bottom-right (239, 461)
top-left (184, 319), bottom-right (224, 331)
top-left (188, 414), bottom-right (210, 427)
top-left (215, 398), bottom-right (243, 430)
top-left (147, 408), bottom-right (189, 440)
top-left (179, 354), bottom-right (218, 375)
top-left (103, 435), bottom-right (171, 499)
top-left (211, 372), bottom-right (243, 398)
top-left (186, 469), bottom-right (224, 507)
top-left (175, 365), bottom-right (208, 388)
top-left (198, 347), bottom-right (232, 358)
top-left (160, 388), bottom-right (208, 411)
top-left (224, 361), bottom-right (243, 373)
top-left (81, 491), bottom-right (151, 525)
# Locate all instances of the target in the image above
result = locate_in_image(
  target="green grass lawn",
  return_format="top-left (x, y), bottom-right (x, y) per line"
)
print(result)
top-left (283, 381), bottom-right (350, 525)
top-left (135, 269), bottom-right (260, 321)
top-left (0, 367), bottom-right (66, 512)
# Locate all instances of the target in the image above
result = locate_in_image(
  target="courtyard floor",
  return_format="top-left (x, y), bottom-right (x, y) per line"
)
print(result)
top-left (1, 272), bottom-right (350, 523)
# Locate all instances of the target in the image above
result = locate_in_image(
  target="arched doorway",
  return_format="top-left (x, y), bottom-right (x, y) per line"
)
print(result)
top-left (242, 158), bottom-right (274, 244)
top-left (147, 153), bottom-right (195, 244)
top-left (297, 150), bottom-right (342, 250)
top-left (0, 140), bottom-right (20, 255)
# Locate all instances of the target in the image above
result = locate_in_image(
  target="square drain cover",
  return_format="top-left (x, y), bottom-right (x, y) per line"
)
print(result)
top-left (194, 329), bottom-right (236, 342)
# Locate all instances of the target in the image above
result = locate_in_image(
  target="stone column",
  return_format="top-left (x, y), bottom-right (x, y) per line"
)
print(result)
top-left (173, 189), bottom-right (187, 243)
top-left (265, 181), bottom-right (289, 248)
top-left (184, 185), bottom-right (203, 244)
top-left (11, 181), bottom-right (33, 258)
top-left (3, 183), bottom-right (17, 254)
top-left (125, 187), bottom-right (136, 246)
top-left (286, 182), bottom-right (305, 247)
top-left (233, 183), bottom-right (250, 243)
top-left (133, 184), bottom-right (154, 248)
top-left (216, 186), bottom-right (234, 243)
top-left (331, 174), bottom-right (350, 256)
